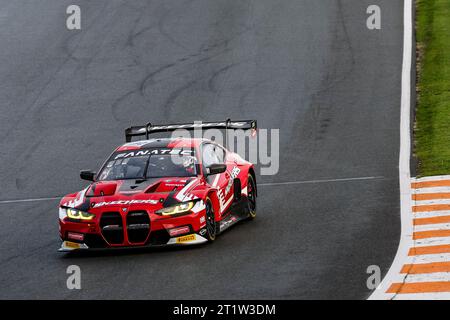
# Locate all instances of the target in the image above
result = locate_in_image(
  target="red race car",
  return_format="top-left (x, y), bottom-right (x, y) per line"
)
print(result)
top-left (58, 120), bottom-right (257, 251)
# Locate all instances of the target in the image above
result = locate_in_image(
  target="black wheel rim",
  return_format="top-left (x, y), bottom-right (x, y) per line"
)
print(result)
top-left (248, 178), bottom-right (256, 212)
top-left (206, 200), bottom-right (215, 238)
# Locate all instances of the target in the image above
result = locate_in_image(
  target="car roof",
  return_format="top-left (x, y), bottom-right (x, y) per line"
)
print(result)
top-left (115, 137), bottom-right (215, 152)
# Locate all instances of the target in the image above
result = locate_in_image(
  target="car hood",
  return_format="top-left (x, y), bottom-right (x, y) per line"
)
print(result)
top-left (60, 177), bottom-right (200, 212)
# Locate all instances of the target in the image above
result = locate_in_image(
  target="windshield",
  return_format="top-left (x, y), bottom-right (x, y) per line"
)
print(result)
top-left (98, 154), bottom-right (198, 181)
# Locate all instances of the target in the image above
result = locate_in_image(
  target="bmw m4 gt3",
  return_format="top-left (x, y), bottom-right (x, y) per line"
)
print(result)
top-left (58, 120), bottom-right (257, 251)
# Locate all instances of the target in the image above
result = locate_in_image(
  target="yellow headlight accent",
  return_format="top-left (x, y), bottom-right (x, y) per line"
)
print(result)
top-left (67, 208), bottom-right (95, 220)
top-left (157, 201), bottom-right (195, 216)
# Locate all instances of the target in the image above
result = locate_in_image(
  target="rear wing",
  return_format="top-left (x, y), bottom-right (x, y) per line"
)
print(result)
top-left (125, 119), bottom-right (257, 142)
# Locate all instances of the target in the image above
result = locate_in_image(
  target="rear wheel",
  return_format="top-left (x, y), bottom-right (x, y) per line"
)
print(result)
top-left (205, 197), bottom-right (216, 242)
top-left (247, 175), bottom-right (257, 219)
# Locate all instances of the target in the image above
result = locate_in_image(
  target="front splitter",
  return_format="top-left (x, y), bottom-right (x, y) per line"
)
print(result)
top-left (58, 233), bottom-right (208, 252)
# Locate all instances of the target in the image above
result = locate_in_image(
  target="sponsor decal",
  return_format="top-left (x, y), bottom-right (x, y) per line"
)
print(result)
top-left (114, 148), bottom-right (193, 160)
top-left (93, 199), bottom-right (158, 208)
top-left (217, 166), bottom-right (240, 213)
top-left (220, 215), bottom-right (238, 231)
top-left (68, 232), bottom-right (84, 241)
top-left (169, 226), bottom-right (191, 237)
top-left (64, 241), bottom-right (81, 249)
top-left (176, 234), bottom-right (196, 243)
top-left (200, 216), bottom-right (205, 223)
top-left (164, 179), bottom-right (188, 187)
top-left (199, 228), bottom-right (207, 236)
top-left (225, 166), bottom-right (241, 195)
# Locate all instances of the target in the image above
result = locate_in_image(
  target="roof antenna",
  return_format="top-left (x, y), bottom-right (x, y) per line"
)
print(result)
top-left (225, 118), bottom-right (231, 150)
top-left (145, 122), bottom-right (152, 140)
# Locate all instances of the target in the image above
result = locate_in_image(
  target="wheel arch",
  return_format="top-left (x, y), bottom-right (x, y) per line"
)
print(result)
top-left (206, 189), bottom-right (221, 222)
top-left (248, 166), bottom-right (257, 197)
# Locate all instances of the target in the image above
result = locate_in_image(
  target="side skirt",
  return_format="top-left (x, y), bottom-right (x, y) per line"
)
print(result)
top-left (218, 196), bottom-right (250, 234)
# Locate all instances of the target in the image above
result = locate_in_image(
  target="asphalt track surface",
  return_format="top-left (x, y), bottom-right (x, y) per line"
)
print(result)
top-left (0, 0), bottom-right (404, 299)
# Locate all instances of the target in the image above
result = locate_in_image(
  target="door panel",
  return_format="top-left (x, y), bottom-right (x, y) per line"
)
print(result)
top-left (201, 143), bottom-right (234, 217)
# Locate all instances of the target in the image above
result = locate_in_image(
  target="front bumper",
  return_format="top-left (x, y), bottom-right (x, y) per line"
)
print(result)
top-left (58, 232), bottom-right (208, 252)
top-left (59, 207), bottom-right (208, 252)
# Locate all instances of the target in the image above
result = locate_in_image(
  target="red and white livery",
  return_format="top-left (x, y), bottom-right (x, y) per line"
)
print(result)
top-left (58, 120), bottom-right (257, 251)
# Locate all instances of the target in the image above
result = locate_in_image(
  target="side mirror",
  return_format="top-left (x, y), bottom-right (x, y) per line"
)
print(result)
top-left (206, 164), bottom-right (227, 176)
top-left (80, 170), bottom-right (96, 181)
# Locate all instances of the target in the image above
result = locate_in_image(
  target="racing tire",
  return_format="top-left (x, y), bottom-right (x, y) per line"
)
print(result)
top-left (205, 197), bottom-right (217, 242)
top-left (247, 175), bottom-right (257, 219)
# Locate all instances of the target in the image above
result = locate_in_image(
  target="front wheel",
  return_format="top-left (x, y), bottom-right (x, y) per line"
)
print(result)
top-left (247, 175), bottom-right (257, 219)
top-left (204, 197), bottom-right (216, 242)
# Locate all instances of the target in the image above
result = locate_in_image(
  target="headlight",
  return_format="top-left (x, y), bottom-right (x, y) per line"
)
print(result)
top-left (156, 201), bottom-right (195, 216)
top-left (65, 208), bottom-right (96, 221)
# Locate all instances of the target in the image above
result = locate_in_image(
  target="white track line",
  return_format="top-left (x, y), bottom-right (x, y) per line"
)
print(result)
top-left (259, 176), bottom-right (385, 187)
top-left (0, 197), bottom-right (60, 204)
top-left (368, 0), bottom-right (413, 300)
top-left (0, 176), bottom-right (385, 205)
